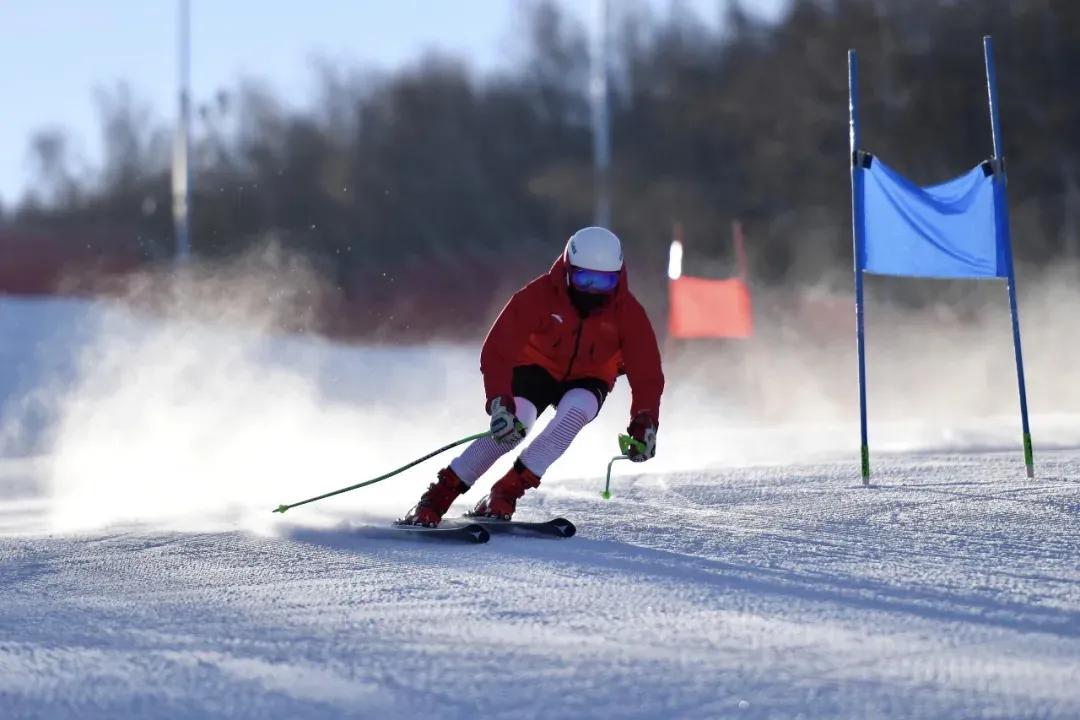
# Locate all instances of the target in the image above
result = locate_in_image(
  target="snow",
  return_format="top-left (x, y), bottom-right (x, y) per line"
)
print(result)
top-left (0, 295), bottom-right (1078, 719)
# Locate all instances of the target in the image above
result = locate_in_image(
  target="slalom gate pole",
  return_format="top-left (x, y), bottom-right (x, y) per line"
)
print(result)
top-left (272, 431), bottom-right (490, 514)
top-left (849, 49), bottom-right (872, 486)
top-left (984, 35), bottom-right (1034, 479)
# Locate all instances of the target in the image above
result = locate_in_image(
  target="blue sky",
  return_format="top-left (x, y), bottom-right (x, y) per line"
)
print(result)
top-left (1, 0), bottom-right (785, 207)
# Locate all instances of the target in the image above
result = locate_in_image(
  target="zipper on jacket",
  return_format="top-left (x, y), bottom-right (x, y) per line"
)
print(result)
top-left (561, 322), bottom-right (585, 381)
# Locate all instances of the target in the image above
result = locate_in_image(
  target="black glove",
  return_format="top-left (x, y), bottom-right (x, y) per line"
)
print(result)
top-left (488, 395), bottom-right (526, 444)
top-left (626, 413), bottom-right (657, 462)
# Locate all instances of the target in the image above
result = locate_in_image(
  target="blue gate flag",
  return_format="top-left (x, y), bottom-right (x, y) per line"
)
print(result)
top-left (858, 157), bottom-right (1007, 279)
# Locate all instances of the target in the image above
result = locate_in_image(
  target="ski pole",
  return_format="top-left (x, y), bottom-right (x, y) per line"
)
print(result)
top-left (602, 433), bottom-right (647, 499)
top-left (602, 455), bottom-right (629, 499)
top-left (272, 430), bottom-right (490, 514)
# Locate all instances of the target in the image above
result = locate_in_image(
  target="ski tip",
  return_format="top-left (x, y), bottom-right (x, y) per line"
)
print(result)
top-left (551, 518), bottom-right (577, 537)
top-left (464, 515), bottom-right (576, 538)
top-left (272, 504), bottom-right (289, 514)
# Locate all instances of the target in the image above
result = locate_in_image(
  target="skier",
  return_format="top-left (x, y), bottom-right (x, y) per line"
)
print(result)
top-left (401, 226), bottom-right (664, 527)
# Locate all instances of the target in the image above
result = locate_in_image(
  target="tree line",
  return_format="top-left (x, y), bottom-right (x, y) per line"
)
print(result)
top-left (5, 0), bottom-right (1079, 338)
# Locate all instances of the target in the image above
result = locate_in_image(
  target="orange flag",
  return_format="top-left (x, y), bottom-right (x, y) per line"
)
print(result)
top-left (668, 275), bottom-right (753, 339)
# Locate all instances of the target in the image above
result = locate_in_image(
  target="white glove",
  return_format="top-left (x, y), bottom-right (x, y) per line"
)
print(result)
top-left (488, 396), bottom-right (526, 444)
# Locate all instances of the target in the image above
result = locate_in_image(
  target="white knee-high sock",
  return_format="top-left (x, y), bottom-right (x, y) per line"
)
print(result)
top-left (518, 388), bottom-right (599, 477)
top-left (449, 397), bottom-right (538, 485)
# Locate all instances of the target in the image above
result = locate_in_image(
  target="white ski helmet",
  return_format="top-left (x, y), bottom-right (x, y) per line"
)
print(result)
top-left (565, 226), bottom-right (623, 272)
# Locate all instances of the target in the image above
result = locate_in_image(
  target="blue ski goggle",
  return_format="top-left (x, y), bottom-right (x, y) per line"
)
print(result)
top-left (569, 266), bottom-right (620, 294)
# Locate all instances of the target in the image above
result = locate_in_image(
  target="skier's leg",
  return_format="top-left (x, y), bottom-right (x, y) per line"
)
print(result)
top-left (449, 397), bottom-right (538, 485)
top-left (403, 365), bottom-right (557, 525)
top-left (472, 388), bottom-right (600, 518)
top-left (401, 398), bottom-right (539, 526)
top-left (517, 388), bottom-right (599, 476)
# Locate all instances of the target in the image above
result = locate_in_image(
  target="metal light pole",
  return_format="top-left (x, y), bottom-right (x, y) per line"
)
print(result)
top-left (590, 0), bottom-right (611, 228)
top-left (172, 0), bottom-right (192, 261)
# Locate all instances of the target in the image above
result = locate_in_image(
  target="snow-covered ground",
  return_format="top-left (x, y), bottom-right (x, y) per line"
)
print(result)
top-left (0, 295), bottom-right (1077, 719)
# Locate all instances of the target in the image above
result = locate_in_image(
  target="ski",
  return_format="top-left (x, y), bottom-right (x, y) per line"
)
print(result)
top-left (391, 520), bottom-right (490, 543)
top-left (462, 514), bottom-right (576, 538)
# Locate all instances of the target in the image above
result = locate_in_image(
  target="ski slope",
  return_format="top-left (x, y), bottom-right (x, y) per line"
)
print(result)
top-left (0, 296), bottom-right (1077, 719)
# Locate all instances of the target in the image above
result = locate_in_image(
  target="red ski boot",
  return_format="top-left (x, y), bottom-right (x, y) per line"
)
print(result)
top-left (401, 467), bottom-right (469, 527)
top-left (472, 460), bottom-right (541, 520)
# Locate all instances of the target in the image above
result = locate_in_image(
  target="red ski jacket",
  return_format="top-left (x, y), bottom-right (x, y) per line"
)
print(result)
top-left (480, 254), bottom-right (665, 425)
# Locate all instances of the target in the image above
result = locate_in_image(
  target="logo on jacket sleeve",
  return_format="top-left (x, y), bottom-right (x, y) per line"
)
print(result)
top-left (550, 313), bottom-right (564, 324)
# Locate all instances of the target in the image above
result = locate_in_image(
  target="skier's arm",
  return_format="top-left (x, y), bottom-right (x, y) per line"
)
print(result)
top-left (480, 285), bottom-right (543, 406)
top-left (619, 295), bottom-right (665, 427)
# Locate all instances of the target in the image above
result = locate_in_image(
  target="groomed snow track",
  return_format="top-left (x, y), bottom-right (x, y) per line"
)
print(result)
top-left (1, 450), bottom-right (1077, 719)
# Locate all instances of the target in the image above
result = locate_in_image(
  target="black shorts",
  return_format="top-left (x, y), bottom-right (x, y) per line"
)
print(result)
top-left (511, 365), bottom-right (609, 415)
